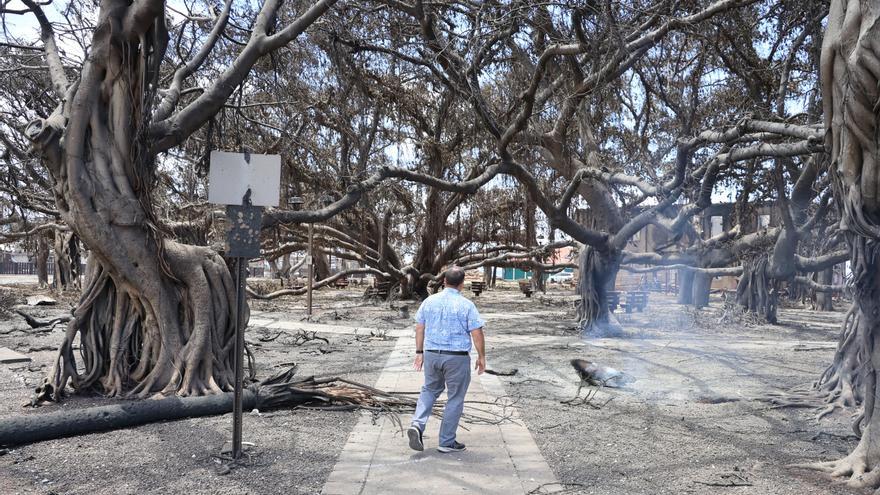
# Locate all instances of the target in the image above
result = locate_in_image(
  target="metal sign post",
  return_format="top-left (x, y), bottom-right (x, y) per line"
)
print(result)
top-left (233, 256), bottom-right (246, 458)
top-left (307, 224), bottom-right (314, 317)
top-left (208, 151), bottom-right (280, 462)
top-left (226, 200), bottom-right (262, 460)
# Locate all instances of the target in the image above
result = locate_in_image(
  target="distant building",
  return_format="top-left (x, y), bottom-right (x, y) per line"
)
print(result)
top-left (501, 267), bottom-right (531, 281)
top-left (576, 203), bottom-right (781, 291)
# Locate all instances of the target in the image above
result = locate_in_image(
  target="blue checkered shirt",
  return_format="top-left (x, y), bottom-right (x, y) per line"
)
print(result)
top-left (415, 288), bottom-right (485, 352)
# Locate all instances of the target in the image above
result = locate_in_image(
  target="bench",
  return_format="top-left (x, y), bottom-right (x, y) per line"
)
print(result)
top-left (364, 281), bottom-right (391, 300)
top-left (622, 291), bottom-right (648, 313)
top-left (518, 280), bottom-right (534, 298)
top-left (607, 291), bottom-right (621, 313)
top-left (332, 277), bottom-right (349, 289)
top-left (470, 281), bottom-right (486, 297)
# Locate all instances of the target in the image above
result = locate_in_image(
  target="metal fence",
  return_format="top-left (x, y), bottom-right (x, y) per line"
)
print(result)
top-left (0, 261), bottom-right (53, 276)
top-left (1, 260), bottom-right (264, 277)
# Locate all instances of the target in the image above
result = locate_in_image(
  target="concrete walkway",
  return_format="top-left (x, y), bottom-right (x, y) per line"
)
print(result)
top-left (321, 337), bottom-right (562, 495)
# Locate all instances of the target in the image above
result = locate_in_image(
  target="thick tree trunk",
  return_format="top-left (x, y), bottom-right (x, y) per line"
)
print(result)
top-left (802, 240), bottom-right (880, 484)
top-left (736, 257), bottom-right (777, 323)
top-left (798, 2), bottom-right (880, 486)
top-left (314, 252), bottom-right (330, 280)
top-left (534, 266), bottom-right (546, 292)
top-left (524, 196), bottom-right (546, 292)
top-left (815, 268), bottom-right (834, 311)
top-left (576, 246), bottom-right (621, 335)
top-left (37, 243), bottom-right (241, 402)
top-left (692, 272), bottom-right (712, 309)
top-left (26, 2), bottom-right (242, 402)
top-left (399, 273), bottom-right (428, 300)
top-left (407, 180), bottom-right (445, 300)
top-left (267, 253), bottom-right (293, 286)
top-left (52, 233), bottom-right (80, 291)
top-left (268, 257), bottom-right (281, 279)
top-left (411, 276), bottom-right (430, 300)
top-left (677, 270), bottom-right (694, 304)
top-left (35, 234), bottom-right (49, 289)
top-left (280, 253), bottom-right (291, 280)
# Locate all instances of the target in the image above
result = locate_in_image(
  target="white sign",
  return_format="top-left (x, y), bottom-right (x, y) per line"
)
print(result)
top-left (208, 151), bottom-right (281, 207)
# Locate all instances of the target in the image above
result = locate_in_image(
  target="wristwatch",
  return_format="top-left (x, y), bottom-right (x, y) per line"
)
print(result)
top-left (415, 350), bottom-right (424, 354)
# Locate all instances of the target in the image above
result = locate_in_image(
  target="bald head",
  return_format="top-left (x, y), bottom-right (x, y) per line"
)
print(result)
top-left (444, 266), bottom-right (466, 288)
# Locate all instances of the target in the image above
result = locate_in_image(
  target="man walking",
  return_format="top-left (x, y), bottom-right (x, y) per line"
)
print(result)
top-left (407, 266), bottom-right (486, 453)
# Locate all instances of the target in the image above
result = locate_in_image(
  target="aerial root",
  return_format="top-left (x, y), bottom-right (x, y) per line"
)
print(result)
top-left (760, 305), bottom-right (863, 420)
top-left (792, 454), bottom-right (880, 490)
top-left (31, 243), bottom-right (243, 405)
top-left (762, 387), bottom-right (854, 419)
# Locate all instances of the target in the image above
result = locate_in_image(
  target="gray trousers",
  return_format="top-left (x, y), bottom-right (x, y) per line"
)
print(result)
top-left (411, 352), bottom-right (471, 447)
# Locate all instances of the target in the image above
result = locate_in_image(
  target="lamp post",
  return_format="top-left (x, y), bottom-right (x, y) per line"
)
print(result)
top-left (287, 196), bottom-right (314, 317)
top-left (287, 197), bottom-right (305, 288)
top-left (288, 197), bottom-right (313, 316)
top-left (307, 195), bottom-right (335, 317)
top-left (318, 194), bottom-right (334, 275)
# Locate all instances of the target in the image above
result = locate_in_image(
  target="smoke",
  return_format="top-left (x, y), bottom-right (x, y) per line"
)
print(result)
top-left (576, 292), bottom-right (709, 402)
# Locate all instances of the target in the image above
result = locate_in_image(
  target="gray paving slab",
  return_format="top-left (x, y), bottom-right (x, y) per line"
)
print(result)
top-left (322, 337), bottom-right (561, 494)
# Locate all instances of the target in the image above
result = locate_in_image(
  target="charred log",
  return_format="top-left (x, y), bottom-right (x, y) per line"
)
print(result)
top-left (15, 310), bottom-right (72, 329)
top-left (4, 368), bottom-right (408, 447)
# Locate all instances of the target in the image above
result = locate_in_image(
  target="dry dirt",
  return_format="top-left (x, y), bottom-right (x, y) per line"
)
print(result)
top-left (482, 291), bottom-right (856, 495)
top-left (0, 280), bottom-right (398, 495)
top-left (0, 277), bottom-right (863, 494)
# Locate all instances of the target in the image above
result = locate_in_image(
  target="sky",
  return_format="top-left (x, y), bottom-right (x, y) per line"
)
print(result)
top-left (3, 0), bottom-right (818, 249)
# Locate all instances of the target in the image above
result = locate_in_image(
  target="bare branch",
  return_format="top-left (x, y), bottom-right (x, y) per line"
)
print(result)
top-left (151, 0), bottom-right (338, 153)
top-left (796, 250), bottom-right (849, 272)
top-left (247, 268), bottom-right (389, 299)
top-left (152, 0), bottom-right (234, 121)
top-left (20, 0), bottom-right (68, 95)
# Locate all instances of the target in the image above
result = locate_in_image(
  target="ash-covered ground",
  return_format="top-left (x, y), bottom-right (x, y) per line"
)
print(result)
top-left (482, 291), bottom-right (854, 495)
top-left (0, 276), bottom-right (859, 494)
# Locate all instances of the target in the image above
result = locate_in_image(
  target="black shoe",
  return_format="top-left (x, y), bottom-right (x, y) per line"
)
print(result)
top-left (407, 426), bottom-right (424, 451)
top-left (437, 441), bottom-right (466, 453)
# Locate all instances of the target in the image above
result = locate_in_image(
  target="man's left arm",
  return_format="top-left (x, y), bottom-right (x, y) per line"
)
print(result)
top-left (470, 328), bottom-right (485, 374)
top-left (467, 304), bottom-right (486, 374)
top-left (414, 322), bottom-right (425, 371)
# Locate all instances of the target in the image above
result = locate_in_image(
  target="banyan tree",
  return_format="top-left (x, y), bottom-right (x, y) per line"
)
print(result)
top-left (12, 0), bottom-right (511, 402)
top-left (800, 0), bottom-right (880, 488)
top-left (20, 0), bottom-right (339, 400)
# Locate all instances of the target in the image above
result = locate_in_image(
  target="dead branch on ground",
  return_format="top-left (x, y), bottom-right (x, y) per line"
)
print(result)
top-left (14, 310), bottom-right (71, 330)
